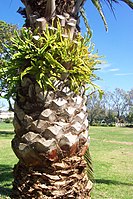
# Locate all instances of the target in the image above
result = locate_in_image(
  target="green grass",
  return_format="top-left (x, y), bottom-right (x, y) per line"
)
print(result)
top-left (0, 122), bottom-right (14, 140)
top-left (0, 122), bottom-right (14, 131)
top-left (0, 122), bottom-right (18, 199)
top-left (0, 124), bottom-right (133, 198)
top-left (89, 126), bottom-right (133, 199)
top-left (90, 126), bottom-right (133, 143)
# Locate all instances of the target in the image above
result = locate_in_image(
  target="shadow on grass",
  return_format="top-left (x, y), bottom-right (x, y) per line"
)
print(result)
top-left (0, 131), bottom-right (14, 139)
top-left (0, 164), bottom-right (13, 197)
top-left (95, 179), bottom-right (133, 187)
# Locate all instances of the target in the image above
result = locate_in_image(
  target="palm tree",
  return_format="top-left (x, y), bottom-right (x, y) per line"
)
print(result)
top-left (8, 0), bottom-right (133, 198)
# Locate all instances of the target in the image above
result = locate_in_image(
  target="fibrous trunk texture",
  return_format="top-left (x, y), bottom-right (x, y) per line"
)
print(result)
top-left (11, 157), bottom-right (92, 198)
top-left (11, 77), bottom-right (91, 198)
top-left (19, 0), bottom-right (83, 33)
top-left (11, 0), bottom-right (93, 198)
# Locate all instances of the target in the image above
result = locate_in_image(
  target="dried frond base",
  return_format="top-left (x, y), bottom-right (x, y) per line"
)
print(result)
top-left (11, 156), bottom-right (92, 199)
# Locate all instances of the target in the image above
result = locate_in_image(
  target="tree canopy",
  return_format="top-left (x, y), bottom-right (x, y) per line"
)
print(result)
top-left (0, 21), bottom-right (17, 58)
top-left (87, 88), bottom-right (133, 125)
top-left (0, 21), bottom-right (18, 100)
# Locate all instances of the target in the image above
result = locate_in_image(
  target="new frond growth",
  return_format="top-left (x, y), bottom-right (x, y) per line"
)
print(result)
top-left (1, 23), bottom-right (102, 100)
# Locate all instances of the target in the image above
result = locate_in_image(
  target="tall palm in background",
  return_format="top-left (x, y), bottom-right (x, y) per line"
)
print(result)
top-left (10, 0), bottom-right (133, 198)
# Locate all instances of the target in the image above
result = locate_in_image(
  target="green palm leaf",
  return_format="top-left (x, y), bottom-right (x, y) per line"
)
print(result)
top-left (91, 0), bottom-right (108, 31)
top-left (91, 0), bottom-right (133, 31)
top-left (105, 0), bottom-right (133, 10)
top-left (84, 147), bottom-right (94, 182)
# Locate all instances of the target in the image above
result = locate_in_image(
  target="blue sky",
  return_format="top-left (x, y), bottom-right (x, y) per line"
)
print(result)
top-left (83, 1), bottom-right (133, 92)
top-left (0, 0), bottom-right (133, 93)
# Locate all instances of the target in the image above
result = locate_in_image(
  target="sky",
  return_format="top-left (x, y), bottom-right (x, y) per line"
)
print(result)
top-left (0, 0), bottom-right (133, 109)
top-left (83, 1), bottom-right (133, 92)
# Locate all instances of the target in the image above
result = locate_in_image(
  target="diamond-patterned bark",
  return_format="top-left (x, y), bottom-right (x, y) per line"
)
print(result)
top-left (11, 77), bottom-right (91, 198)
top-left (12, 78), bottom-right (89, 166)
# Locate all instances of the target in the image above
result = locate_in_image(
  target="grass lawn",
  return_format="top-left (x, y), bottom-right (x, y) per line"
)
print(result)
top-left (0, 123), bottom-right (133, 198)
top-left (0, 122), bottom-right (18, 199)
top-left (90, 126), bottom-right (133, 199)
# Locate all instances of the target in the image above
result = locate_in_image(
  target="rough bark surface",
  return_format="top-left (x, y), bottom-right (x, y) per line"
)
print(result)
top-left (11, 156), bottom-right (92, 199)
top-left (11, 77), bottom-right (91, 198)
top-left (12, 1), bottom-right (92, 197)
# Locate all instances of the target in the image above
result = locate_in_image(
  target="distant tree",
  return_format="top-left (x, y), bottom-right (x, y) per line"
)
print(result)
top-left (124, 89), bottom-right (133, 124)
top-left (126, 112), bottom-right (133, 124)
top-left (0, 21), bottom-right (17, 59)
top-left (128, 89), bottom-right (133, 112)
top-left (103, 91), bottom-right (116, 124)
top-left (87, 88), bottom-right (133, 125)
top-left (0, 21), bottom-right (17, 111)
top-left (111, 88), bottom-right (129, 120)
top-left (87, 92), bottom-right (106, 125)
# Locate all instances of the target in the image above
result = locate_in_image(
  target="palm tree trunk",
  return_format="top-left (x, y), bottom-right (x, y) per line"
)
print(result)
top-left (10, 0), bottom-right (133, 198)
top-left (12, 157), bottom-right (92, 198)
top-left (11, 77), bottom-right (92, 198)
top-left (11, 0), bottom-right (93, 198)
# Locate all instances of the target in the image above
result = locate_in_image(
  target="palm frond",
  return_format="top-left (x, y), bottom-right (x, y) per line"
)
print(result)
top-left (80, 7), bottom-right (92, 37)
top-left (91, 0), bottom-right (108, 31)
top-left (105, 0), bottom-right (133, 10)
top-left (123, 0), bottom-right (133, 9)
top-left (91, 0), bottom-right (133, 31)
top-left (84, 147), bottom-right (94, 182)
